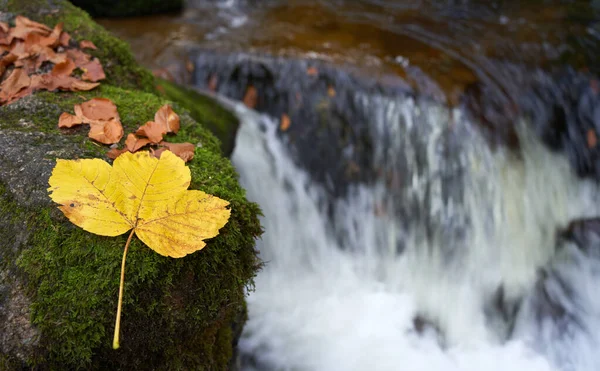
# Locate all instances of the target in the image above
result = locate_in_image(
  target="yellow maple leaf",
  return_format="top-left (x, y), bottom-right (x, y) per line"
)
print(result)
top-left (47, 150), bottom-right (231, 349)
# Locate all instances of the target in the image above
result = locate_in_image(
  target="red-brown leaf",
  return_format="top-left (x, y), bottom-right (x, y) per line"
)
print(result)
top-left (88, 119), bottom-right (124, 144)
top-left (79, 40), bottom-right (97, 50)
top-left (125, 133), bottom-right (151, 152)
top-left (58, 112), bottom-right (84, 128)
top-left (154, 104), bottom-right (179, 133)
top-left (135, 121), bottom-right (165, 143)
top-left (80, 58), bottom-right (105, 82)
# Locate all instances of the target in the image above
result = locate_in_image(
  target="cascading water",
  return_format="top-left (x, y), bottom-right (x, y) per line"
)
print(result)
top-left (230, 93), bottom-right (600, 371)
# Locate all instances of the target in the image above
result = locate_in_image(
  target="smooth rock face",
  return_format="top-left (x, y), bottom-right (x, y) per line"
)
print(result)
top-left (0, 2), bottom-right (261, 369)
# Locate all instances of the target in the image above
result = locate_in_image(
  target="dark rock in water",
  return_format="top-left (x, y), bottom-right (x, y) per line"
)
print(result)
top-left (512, 218), bottom-right (600, 368)
top-left (0, 1), bottom-right (261, 369)
top-left (188, 49), bottom-right (412, 200)
top-left (69, 0), bottom-right (182, 18)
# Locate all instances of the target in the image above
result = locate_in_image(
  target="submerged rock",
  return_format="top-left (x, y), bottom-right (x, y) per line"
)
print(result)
top-left (69, 0), bottom-right (182, 18)
top-left (0, 1), bottom-right (261, 369)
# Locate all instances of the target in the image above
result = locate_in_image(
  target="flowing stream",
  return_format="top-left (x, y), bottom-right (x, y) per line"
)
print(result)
top-left (230, 97), bottom-right (600, 371)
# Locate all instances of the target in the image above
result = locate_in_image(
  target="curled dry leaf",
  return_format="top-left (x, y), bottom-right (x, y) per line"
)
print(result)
top-left (158, 142), bottom-right (195, 162)
top-left (59, 31), bottom-right (70, 47)
top-left (243, 85), bottom-right (257, 109)
top-left (106, 147), bottom-right (128, 160)
top-left (154, 104), bottom-right (180, 133)
top-left (80, 98), bottom-right (119, 122)
top-left (280, 113), bottom-right (291, 131)
top-left (51, 58), bottom-right (75, 77)
top-left (125, 133), bottom-right (151, 152)
top-left (58, 112), bottom-right (83, 128)
top-left (80, 58), bottom-right (105, 82)
top-left (79, 40), bottom-right (97, 50)
top-left (0, 68), bottom-right (30, 102)
top-left (136, 121), bottom-right (166, 143)
top-left (88, 119), bottom-right (124, 144)
top-left (66, 48), bottom-right (91, 67)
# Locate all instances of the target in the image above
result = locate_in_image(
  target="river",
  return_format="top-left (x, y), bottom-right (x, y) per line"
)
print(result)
top-left (100, 1), bottom-right (600, 370)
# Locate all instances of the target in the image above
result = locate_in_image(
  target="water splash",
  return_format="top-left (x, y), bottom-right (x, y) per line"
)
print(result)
top-left (231, 95), bottom-right (600, 371)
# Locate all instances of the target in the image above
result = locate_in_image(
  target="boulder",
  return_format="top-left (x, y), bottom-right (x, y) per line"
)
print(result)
top-left (0, 1), bottom-right (261, 369)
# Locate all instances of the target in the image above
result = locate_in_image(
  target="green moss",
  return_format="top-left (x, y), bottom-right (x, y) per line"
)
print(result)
top-left (0, 2), bottom-right (262, 369)
top-left (156, 78), bottom-right (239, 156)
top-left (6, 0), bottom-right (155, 92)
top-left (69, 0), bottom-right (182, 18)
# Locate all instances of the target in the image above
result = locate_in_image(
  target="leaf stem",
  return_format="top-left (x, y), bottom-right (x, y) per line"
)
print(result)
top-left (113, 228), bottom-right (135, 350)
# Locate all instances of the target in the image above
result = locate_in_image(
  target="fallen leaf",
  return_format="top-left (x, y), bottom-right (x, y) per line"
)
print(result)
top-left (106, 147), bottom-right (128, 159)
top-left (136, 121), bottom-right (165, 143)
top-left (80, 58), bottom-right (105, 82)
top-left (80, 97), bottom-right (119, 122)
top-left (185, 59), bottom-right (194, 73)
top-left (208, 74), bottom-right (218, 92)
top-left (66, 48), bottom-right (91, 67)
top-left (280, 113), bottom-right (291, 131)
top-left (328, 86), bottom-right (336, 97)
top-left (0, 22), bottom-right (9, 34)
top-left (51, 58), bottom-right (76, 76)
top-left (79, 40), bottom-right (97, 50)
top-left (243, 85), bottom-right (257, 108)
top-left (125, 133), bottom-right (151, 152)
top-left (154, 104), bottom-right (179, 133)
top-left (59, 31), bottom-right (71, 47)
top-left (48, 151), bottom-right (231, 348)
top-left (0, 68), bottom-right (30, 102)
top-left (10, 15), bottom-right (51, 40)
top-left (158, 141), bottom-right (195, 162)
top-left (587, 129), bottom-right (597, 148)
top-left (88, 119), bottom-right (124, 144)
top-left (306, 67), bottom-right (318, 76)
top-left (58, 112), bottom-right (83, 128)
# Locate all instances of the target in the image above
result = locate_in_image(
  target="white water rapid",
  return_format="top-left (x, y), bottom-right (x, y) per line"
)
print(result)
top-left (230, 96), bottom-right (600, 371)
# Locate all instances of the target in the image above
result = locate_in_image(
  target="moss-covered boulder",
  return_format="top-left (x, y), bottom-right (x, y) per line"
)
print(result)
top-left (0, 1), bottom-right (262, 370)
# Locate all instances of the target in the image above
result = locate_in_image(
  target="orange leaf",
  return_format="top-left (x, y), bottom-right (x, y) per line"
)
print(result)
top-left (79, 40), bottom-right (97, 50)
top-left (106, 147), bottom-right (129, 160)
top-left (66, 48), bottom-right (91, 67)
top-left (243, 85), bottom-right (257, 108)
top-left (80, 58), bottom-right (105, 82)
top-left (58, 112), bottom-right (84, 128)
top-left (136, 121), bottom-right (165, 143)
top-left (306, 67), bottom-right (318, 76)
top-left (154, 104), bottom-right (180, 133)
top-left (328, 86), bottom-right (336, 97)
top-left (587, 129), bottom-right (597, 148)
top-left (88, 119), bottom-right (124, 144)
top-left (59, 31), bottom-right (71, 47)
top-left (0, 68), bottom-right (30, 102)
top-left (158, 142), bottom-right (195, 162)
top-left (125, 133), bottom-right (151, 152)
top-left (80, 98), bottom-right (119, 123)
top-left (280, 113), bottom-right (291, 131)
top-left (51, 58), bottom-right (76, 77)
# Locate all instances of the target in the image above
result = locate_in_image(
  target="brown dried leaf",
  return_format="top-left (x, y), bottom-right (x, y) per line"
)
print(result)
top-left (59, 31), bottom-right (71, 47)
top-left (0, 68), bottom-right (30, 102)
top-left (587, 129), bottom-right (597, 148)
top-left (11, 15), bottom-right (51, 40)
top-left (157, 142), bottom-right (196, 162)
top-left (136, 121), bottom-right (165, 143)
top-left (51, 58), bottom-right (76, 77)
top-left (80, 98), bottom-right (119, 122)
top-left (41, 23), bottom-right (63, 48)
top-left (106, 147), bottom-right (129, 160)
top-left (154, 104), bottom-right (179, 133)
top-left (66, 48), bottom-right (91, 67)
top-left (328, 86), bottom-right (336, 97)
top-left (88, 119), bottom-right (124, 144)
top-left (79, 40), bottom-right (97, 50)
top-left (0, 22), bottom-right (9, 34)
top-left (58, 112), bottom-right (84, 128)
top-left (306, 67), bottom-right (318, 76)
top-left (208, 74), bottom-right (218, 92)
top-left (243, 85), bottom-right (257, 109)
top-left (125, 133), bottom-right (152, 152)
top-left (280, 113), bottom-right (291, 131)
top-left (80, 58), bottom-right (105, 82)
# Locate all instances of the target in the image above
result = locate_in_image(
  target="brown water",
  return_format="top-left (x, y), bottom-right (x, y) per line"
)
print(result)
top-left (99, 0), bottom-right (598, 103)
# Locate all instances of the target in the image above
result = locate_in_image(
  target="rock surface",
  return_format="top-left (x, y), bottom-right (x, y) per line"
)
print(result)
top-left (0, 1), bottom-right (261, 370)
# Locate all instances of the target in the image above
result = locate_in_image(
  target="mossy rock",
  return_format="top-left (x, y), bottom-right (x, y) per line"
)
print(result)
top-left (0, 1), bottom-right (262, 370)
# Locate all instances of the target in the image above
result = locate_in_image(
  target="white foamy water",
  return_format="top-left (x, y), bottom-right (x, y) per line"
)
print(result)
top-left (230, 96), bottom-right (600, 371)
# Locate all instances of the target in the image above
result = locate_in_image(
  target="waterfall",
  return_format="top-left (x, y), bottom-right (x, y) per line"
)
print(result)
top-left (229, 93), bottom-right (600, 371)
